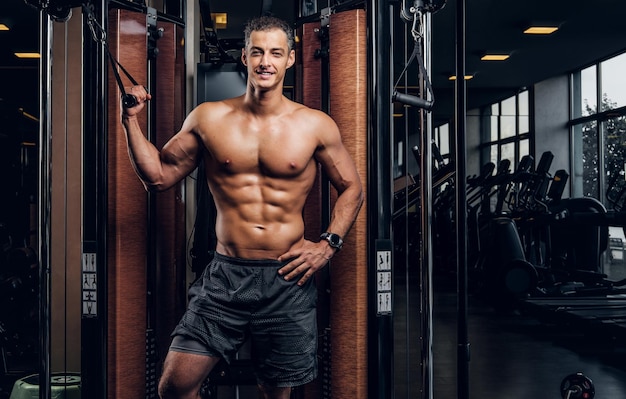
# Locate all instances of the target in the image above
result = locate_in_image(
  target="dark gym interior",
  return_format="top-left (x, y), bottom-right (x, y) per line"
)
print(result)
top-left (1, 0), bottom-right (626, 398)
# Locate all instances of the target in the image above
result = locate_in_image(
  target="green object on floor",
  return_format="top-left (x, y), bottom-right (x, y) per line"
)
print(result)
top-left (9, 373), bottom-right (80, 399)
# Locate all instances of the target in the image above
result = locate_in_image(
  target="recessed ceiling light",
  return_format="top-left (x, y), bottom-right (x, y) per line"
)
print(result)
top-left (481, 54), bottom-right (510, 61)
top-left (0, 24), bottom-right (10, 31)
top-left (524, 26), bottom-right (558, 35)
top-left (448, 75), bottom-right (474, 81)
top-left (211, 13), bottom-right (227, 29)
top-left (15, 52), bottom-right (41, 59)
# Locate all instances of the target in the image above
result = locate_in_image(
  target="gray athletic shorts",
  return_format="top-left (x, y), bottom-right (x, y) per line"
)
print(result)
top-left (170, 252), bottom-right (318, 387)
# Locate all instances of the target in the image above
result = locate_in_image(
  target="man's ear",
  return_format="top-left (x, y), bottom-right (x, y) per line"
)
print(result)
top-left (286, 49), bottom-right (295, 69)
top-left (241, 49), bottom-right (247, 66)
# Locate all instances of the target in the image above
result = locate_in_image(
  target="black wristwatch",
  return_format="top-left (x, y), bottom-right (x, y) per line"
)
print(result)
top-left (320, 232), bottom-right (343, 250)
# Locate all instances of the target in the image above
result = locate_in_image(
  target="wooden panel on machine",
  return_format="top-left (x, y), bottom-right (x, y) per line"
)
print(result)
top-left (107, 11), bottom-right (188, 398)
top-left (297, 21), bottom-right (325, 399)
top-left (328, 9), bottom-right (368, 399)
top-left (106, 9), bottom-right (149, 399)
top-left (107, 9), bottom-right (187, 399)
top-left (153, 20), bottom-right (187, 370)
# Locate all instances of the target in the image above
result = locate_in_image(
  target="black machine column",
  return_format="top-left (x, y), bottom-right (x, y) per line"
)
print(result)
top-left (455, 0), bottom-right (470, 398)
top-left (367, 0), bottom-right (394, 398)
top-left (81, 1), bottom-right (108, 398)
top-left (38, 9), bottom-right (53, 399)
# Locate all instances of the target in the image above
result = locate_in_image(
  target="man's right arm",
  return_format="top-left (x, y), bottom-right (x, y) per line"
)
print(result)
top-left (121, 86), bottom-right (202, 192)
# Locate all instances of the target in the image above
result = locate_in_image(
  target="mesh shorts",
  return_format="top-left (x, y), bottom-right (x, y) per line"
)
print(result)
top-left (170, 252), bottom-right (318, 388)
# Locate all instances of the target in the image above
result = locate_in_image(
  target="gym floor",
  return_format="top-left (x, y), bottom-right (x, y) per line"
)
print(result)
top-left (2, 285), bottom-right (625, 399)
top-left (426, 291), bottom-right (626, 399)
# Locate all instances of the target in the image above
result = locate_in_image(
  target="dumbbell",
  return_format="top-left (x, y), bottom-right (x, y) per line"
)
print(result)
top-left (560, 372), bottom-right (594, 399)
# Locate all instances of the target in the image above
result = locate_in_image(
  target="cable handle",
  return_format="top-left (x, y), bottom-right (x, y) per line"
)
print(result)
top-left (83, 2), bottom-right (149, 109)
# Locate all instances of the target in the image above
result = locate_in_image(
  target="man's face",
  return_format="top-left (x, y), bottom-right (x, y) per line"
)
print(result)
top-left (242, 28), bottom-right (295, 91)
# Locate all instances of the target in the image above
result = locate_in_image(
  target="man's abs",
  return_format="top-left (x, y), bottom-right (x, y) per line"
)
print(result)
top-left (214, 211), bottom-right (306, 259)
top-left (205, 159), bottom-right (317, 259)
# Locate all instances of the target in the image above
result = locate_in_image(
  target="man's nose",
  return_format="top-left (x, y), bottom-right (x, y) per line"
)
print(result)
top-left (259, 53), bottom-right (270, 67)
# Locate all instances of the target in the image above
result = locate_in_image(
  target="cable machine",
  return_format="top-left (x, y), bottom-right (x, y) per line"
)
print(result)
top-left (30, 1), bottom-right (187, 399)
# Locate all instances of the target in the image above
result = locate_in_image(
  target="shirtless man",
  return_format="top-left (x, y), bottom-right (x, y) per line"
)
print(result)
top-left (121, 15), bottom-right (363, 399)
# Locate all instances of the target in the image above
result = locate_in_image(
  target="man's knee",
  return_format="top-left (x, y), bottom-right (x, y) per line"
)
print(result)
top-left (158, 350), bottom-right (218, 399)
top-left (257, 384), bottom-right (292, 399)
top-left (157, 375), bottom-right (175, 399)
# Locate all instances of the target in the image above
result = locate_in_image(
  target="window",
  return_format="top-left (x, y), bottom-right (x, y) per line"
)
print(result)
top-left (570, 50), bottom-right (626, 206)
top-left (571, 65), bottom-right (597, 118)
top-left (434, 123), bottom-right (450, 163)
top-left (479, 90), bottom-right (531, 171)
top-left (572, 121), bottom-right (599, 199)
top-left (570, 51), bottom-right (626, 280)
top-left (600, 52), bottom-right (626, 112)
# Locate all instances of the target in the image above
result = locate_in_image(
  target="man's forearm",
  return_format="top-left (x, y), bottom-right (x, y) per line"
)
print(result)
top-left (326, 184), bottom-right (364, 239)
top-left (121, 114), bottom-right (164, 191)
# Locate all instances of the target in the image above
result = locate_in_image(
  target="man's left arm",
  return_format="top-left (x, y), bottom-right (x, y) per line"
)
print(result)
top-left (317, 136), bottom-right (364, 242)
top-left (278, 116), bottom-right (364, 285)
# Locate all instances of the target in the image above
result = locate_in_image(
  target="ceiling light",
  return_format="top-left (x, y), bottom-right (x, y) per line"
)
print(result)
top-left (211, 13), bottom-right (227, 29)
top-left (15, 52), bottom-right (41, 59)
top-left (0, 24), bottom-right (9, 31)
top-left (524, 26), bottom-right (558, 35)
top-left (448, 75), bottom-right (474, 81)
top-left (481, 54), bottom-right (510, 61)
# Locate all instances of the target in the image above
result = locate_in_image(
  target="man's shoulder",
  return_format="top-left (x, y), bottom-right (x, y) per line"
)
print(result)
top-left (288, 101), bottom-right (334, 123)
top-left (190, 96), bottom-right (244, 122)
top-left (197, 96), bottom-right (243, 111)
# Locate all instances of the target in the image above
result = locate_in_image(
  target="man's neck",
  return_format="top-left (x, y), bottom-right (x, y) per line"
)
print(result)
top-left (244, 85), bottom-right (286, 116)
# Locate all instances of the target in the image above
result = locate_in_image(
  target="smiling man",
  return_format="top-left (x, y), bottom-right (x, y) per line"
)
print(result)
top-left (121, 15), bottom-right (363, 399)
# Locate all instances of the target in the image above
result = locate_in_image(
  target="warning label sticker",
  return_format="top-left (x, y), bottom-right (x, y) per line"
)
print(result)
top-left (82, 253), bottom-right (97, 317)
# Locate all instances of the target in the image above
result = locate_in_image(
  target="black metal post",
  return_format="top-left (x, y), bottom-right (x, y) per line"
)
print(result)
top-left (420, 13), bottom-right (434, 399)
top-left (368, 0), bottom-right (394, 398)
top-left (455, 0), bottom-right (470, 398)
top-left (38, 10), bottom-right (52, 399)
top-left (146, 8), bottom-right (159, 398)
top-left (81, 1), bottom-right (108, 398)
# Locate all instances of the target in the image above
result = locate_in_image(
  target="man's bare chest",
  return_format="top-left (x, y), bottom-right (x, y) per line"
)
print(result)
top-left (204, 128), bottom-right (317, 178)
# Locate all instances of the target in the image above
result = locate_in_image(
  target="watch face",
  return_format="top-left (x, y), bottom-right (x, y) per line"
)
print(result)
top-left (322, 233), bottom-right (342, 248)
